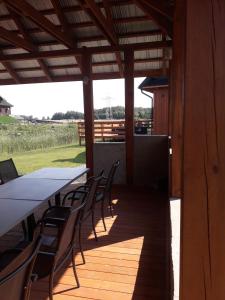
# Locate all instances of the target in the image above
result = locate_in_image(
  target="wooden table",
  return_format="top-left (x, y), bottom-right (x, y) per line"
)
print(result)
top-left (0, 166), bottom-right (89, 238)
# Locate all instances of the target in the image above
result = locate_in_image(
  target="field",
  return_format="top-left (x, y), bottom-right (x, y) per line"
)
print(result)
top-left (0, 123), bottom-right (85, 174)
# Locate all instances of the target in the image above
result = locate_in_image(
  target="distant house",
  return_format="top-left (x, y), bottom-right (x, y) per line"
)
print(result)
top-left (0, 96), bottom-right (13, 116)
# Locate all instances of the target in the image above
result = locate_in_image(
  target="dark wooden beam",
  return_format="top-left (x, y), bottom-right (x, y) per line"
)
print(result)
top-left (50, 0), bottom-right (82, 70)
top-left (82, 48), bottom-right (94, 175)
top-left (0, 41), bottom-right (172, 62)
top-left (0, 26), bottom-right (33, 51)
top-left (102, 0), bottom-right (123, 77)
top-left (4, 0), bottom-right (73, 48)
top-left (141, 0), bottom-right (173, 20)
top-left (124, 48), bottom-right (134, 184)
top-left (1, 61), bottom-right (20, 83)
top-left (134, 0), bottom-right (173, 37)
top-left (7, 8), bottom-right (53, 82)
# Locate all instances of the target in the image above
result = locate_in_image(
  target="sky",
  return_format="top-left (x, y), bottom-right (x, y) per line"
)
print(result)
top-left (0, 77), bottom-right (152, 119)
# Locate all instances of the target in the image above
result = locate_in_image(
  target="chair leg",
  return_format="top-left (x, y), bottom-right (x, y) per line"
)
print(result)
top-left (101, 201), bottom-right (107, 232)
top-left (91, 210), bottom-right (98, 241)
top-left (72, 249), bottom-right (80, 288)
top-left (79, 223), bottom-right (86, 264)
top-left (49, 272), bottom-right (54, 300)
top-left (108, 193), bottom-right (114, 218)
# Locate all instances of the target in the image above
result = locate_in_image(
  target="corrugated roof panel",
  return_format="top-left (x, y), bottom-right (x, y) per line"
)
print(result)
top-left (19, 17), bottom-right (38, 30)
top-left (17, 70), bottom-right (45, 78)
top-left (3, 48), bottom-right (28, 55)
top-left (119, 34), bottom-right (162, 45)
top-left (135, 49), bottom-right (163, 59)
top-left (10, 60), bottom-right (40, 69)
top-left (39, 44), bottom-right (67, 51)
top-left (92, 53), bottom-right (115, 63)
top-left (0, 20), bottom-right (18, 31)
top-left (93, 64), bottom-right (119, 74)
top-left (28, 0), bottom-right (53, 10)
top-left (45, 57), bottom-right (76, 66)
top-left (0, 72), bottom-right (12, 80)
top-left (51, 68), bottom-right (80, 76)
top-left (66, 10), bottom-right (92, 24)
top-left (116, 21), bottom-right (159, 35)
top-left (135, 61), bottom-right (163, 71)
top-left (78, 40), bottom-right (110, 48)
top-left (0, 63), bottom-right (6, 70)
top-left (0, 3), bottom-right (9, 16)
top-left (74, 26), bottom-right (102, 38)
top-left (30, 32), bottom-right (57, 43)
top-left (112, 4), bottom-right (146, 19)
top-left (45, 14), bottom-right (60, 26)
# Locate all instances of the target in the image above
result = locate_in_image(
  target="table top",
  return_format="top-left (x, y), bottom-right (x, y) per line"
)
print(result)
top-left (0, 198), bottom-right (43, 237)
top-left (21, 166), bottom-right (89, 180)
top-left (0, 177), bottom-right (71, 201)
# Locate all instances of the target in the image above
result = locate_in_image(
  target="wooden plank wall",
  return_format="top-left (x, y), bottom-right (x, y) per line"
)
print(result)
top-left (180, 1), bottom-right (225, 299)
top-left (152, 88), bottom-right (169, 135)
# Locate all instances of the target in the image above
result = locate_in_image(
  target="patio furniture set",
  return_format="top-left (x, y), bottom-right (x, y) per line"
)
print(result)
top-left (0, 158), bottom-right (119, 300)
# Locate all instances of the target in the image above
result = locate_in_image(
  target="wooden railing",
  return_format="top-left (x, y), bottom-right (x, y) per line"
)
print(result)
top-left (77, 119), bottom-right (152, 145)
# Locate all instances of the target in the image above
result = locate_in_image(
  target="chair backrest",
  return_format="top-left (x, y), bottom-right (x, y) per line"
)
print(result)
top-left (82, 175), bottom-right (102, 216)
top-left (0, 158), bottom-right (19, 184)
top-left (54, 203), bottom-right (85, 263)
top-left (105, 160), bottom-right (120, 192)
top-left (0, 235), bottom-right (41, 300)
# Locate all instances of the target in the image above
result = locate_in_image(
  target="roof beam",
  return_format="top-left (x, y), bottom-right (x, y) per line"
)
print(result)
top-left (79, 0), bottom-right (118, 45)
top-left (7, 8), bottom-right (53, 82)
top-left (3, 0), bottom-right (73, 48)
top-left (102, 0), bottom-right (123, 77)
top-left (0, 60), bottom-right (21, 83)
top-left (0, 41), bottom-right (172, 62)
top-left (0, 26), bottom-right (33, 51)
top-left (134, 0), bottom-right (173, 37)
top-left (50, 0), bottom-right (82, 70)
top-left (141, 0), bottom-right (173, 20)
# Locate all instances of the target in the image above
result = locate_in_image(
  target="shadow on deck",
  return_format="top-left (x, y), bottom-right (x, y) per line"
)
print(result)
top-left (30, 186), bottom-right (172, 300)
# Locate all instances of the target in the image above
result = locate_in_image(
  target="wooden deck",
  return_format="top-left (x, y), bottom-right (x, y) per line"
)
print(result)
top-left (0, 186), bottom-right (172, 300)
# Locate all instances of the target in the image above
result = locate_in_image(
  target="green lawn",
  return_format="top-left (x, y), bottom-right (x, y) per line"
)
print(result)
top-left (0, 115), bottom-right (18, 124)
top-left (1, 144), bottom-right (86, 174)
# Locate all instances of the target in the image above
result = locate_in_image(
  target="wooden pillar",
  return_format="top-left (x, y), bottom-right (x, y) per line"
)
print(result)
top-left (124, 49), bottom-right (134, 185)
top-left (177, 1), bottom-right (225, 299)
top-left (82, 49), bottom-right (94, 175)
top-left (152, 87), bottom-right (169, 135)
top-left (170, 0), bottom-right (185, 198)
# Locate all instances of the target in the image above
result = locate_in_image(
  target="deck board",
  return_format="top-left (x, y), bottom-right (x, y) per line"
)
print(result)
top-left (0, 186), bottom-right (171, 300)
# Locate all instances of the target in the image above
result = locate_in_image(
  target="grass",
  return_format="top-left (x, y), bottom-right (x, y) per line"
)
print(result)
top-left (0, 144), bottom-right (86, 174)
top-left (0, 116), bottom-right (18, 124)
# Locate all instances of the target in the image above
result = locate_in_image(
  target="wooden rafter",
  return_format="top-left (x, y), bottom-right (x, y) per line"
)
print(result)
top-left (0, 41), bottom-right (172, 62)
top-left (0, 60), bottom-right (20, 83)
top-left (0, 26), bottom-right (33, 51)
top-left (134, 0), bottom-right (173, 37)
top-left (102, 0), bottom-right (123, 77)
top-left (50, 0), bottom-right (82, 71)
top-left (141, 0), bottom-right (173, 20)
top-left (7, 8), bottom-right (53, 82)
top-left (3, 0), bottom-right (74, 48)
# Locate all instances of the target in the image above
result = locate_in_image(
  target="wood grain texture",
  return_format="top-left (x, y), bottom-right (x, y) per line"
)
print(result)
top-left (152, 88), bottom-right (169, 135)
top-left (0, 187), bottom-right (171, 300)
top-left (82, 49), bottom-right (94, 175)
top-left (124, 49), bottom-right (134, 185)
top-left (180, 1), bottom-right (225, 299)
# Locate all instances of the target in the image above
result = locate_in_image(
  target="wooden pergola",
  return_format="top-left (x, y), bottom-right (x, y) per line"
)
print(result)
top-left (0, 1), bottom-right (224, 299)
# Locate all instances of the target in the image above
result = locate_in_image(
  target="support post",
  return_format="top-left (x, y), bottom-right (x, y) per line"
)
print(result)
top-left (124, 49), bottom-right (134, 185)
top-left (82, 49), bottom-right (94, 175)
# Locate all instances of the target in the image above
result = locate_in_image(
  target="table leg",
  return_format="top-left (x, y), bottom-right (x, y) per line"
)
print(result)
top-left (27, 214), bottom-right (36, 241)
top-left (55, 192), bottom-right (61, 206)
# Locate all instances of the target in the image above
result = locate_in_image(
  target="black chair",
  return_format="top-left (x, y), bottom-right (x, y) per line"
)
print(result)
top-left (0, 158), bottom-right (27, 238)
top-left (33, 201), bottom-right (85, 300)
top-left (62, 175), bottom-right (102, 262)
top-left (0, 234), bottom-right (42, 300)
top-left (0, 158), bottom-right (20, 184)
top-left (96, 160), bottom-right (120, 224)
